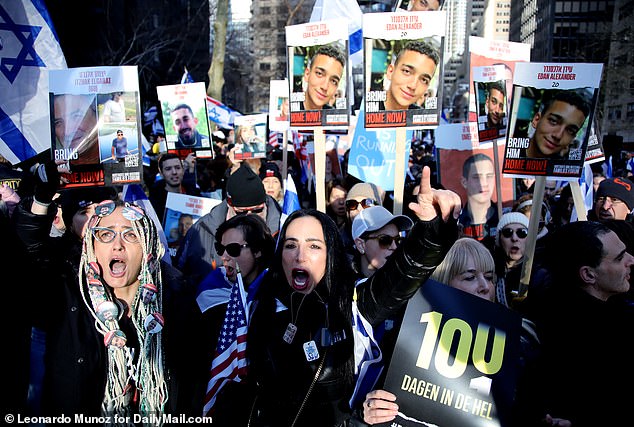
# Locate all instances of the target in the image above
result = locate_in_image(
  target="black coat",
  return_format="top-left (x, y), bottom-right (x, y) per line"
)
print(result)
top-left (244, 218), bottom-right (456, 427)
top-left (14, 199), bottom-right (205, 417)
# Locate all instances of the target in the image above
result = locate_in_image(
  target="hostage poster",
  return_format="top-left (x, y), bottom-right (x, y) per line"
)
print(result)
top-left (502, 62), bottom-right (602, 179)
top-left (49, 66), bottom-right (142, 189)
top-left (363, 11), bottom-right (445, 129)
top-left (380, 280), bottom-right (522, 427)
top-left (286, 19), bottom-right (350, 129)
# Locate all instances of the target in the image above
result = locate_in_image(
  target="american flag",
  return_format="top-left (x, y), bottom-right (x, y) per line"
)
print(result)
top-left (202, 276), bottom-right (249, 416)
top-left (269, 131), bottom-right (280, 148)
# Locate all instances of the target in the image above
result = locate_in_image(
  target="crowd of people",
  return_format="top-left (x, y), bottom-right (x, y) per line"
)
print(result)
top-left (2, 127), bottom-right (634, 427)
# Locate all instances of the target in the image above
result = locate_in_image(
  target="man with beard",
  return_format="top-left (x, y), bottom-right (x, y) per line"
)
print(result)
top-left (170, 103), bottom-right (210, 149)
top-left (485, 81), bottom-right (506, 129)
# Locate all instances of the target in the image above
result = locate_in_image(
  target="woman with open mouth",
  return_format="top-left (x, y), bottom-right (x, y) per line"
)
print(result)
top-left (241, 166), bottom-right (462, 426)
top-left (16, 194), bottom-right (203, 420)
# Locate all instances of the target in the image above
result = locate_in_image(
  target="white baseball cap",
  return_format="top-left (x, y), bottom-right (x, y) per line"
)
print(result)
top-left (352, 206), bottom-right (414, 241)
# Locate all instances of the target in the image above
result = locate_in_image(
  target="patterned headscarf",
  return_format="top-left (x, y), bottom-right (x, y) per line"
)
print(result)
top-left (78, 200), bottom-right (167, 424)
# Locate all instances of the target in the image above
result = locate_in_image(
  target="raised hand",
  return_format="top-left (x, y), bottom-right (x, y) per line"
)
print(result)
top-left (408, 166), bottom-right (462, 222)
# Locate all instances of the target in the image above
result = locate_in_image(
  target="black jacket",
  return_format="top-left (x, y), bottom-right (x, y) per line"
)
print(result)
top-left (245, 217), bottom-right (456, 427)
top-left (14, 198), bottom-right (205, 417)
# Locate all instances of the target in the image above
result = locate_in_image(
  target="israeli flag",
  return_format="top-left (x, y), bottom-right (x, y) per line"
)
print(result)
top-left (280, 173), bottom-right (301, 230)
top-left (0, 0), bottom-right (67, 164)
top-left (122, 184), bottom-right (172, 265)
top-left (309, 0), bottom-right (363, 66)
top-left (180, 66), bottom-right (194, 84)
top-left (207, 95), bottom-right (242, 130)
top-left (571, 162), bottom-right (594, 223)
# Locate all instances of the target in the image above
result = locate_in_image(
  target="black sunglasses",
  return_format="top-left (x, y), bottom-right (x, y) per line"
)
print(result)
top-left (500, 228), bottom-right (528, 239)
top-left (215, 242), bottom-right (249, 257)
top-left (365, 234), bottom-right (402, 249)
top-left (346, 198), bottom-right (377, 211)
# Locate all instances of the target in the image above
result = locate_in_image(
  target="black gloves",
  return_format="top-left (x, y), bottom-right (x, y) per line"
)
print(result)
top-left (32, 161), bottom-right (60, 204)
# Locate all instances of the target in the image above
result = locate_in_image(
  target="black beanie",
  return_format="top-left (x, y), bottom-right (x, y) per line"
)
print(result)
top-left (59, 186), bottom-right (118, 229)
top-left (226, 165), bottom-right (266, 207)
top-left (596, 177), bottom-right (634, 211)
top-left (259, 162), bottom-right (282, 185)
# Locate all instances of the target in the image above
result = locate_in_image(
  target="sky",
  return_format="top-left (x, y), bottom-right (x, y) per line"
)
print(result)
top-left (231, 0), bottom-right (252, 22)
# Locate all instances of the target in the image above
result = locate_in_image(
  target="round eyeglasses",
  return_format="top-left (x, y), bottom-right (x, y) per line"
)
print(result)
top-left (92, 227), bottom-right (140, 244)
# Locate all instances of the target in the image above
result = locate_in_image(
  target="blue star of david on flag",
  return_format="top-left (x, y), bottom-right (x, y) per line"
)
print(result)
top-left (0, 4), bottom-right (46, 83)
top-left (0, 0), bottom-right (67, 164)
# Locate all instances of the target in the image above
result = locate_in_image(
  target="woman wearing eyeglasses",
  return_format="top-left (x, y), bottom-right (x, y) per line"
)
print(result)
top-left (493, 212), bottom-right (530, 308)
top-left (241, 166), bottom-right (461, 426)
top-left (15, 197), bottom-right (205, 418)
top-left (195, 214), bottom-right (275, 423)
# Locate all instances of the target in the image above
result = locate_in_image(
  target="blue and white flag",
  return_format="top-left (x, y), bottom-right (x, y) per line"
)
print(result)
top-left (309, 0), bottom-right (363, 66)
top-left (207, 95), bottom-right (242, 130)
top-left (0, 0), bottom-right (67, 164)
top-left (122, 184), bottom-right (172, 265)
top-left (180, 66), bottom-right (194, 84)
top-left (571, 162), bottom-right (594, 223)
top-left (280, 173), bottom-right (301, 231)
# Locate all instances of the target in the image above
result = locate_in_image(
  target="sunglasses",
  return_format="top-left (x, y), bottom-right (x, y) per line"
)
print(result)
top-left (234, 205), bottom-right (265, 215)
top-left (500, 228), bottom-right (528, 239)
top-left (346, 198), bottom-right (377, 211)
top-left (365, 234), bottom-right (402, 249)
top-left (92, 227), bottom-right (140, 244)
top-left (215, 242), bottom-right (249, 257)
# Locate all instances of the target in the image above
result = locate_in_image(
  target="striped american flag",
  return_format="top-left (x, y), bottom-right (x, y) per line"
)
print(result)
top-left (269, 131), bottom-right (280, 148)
top-left (202, 277), bottom-right (249, 416)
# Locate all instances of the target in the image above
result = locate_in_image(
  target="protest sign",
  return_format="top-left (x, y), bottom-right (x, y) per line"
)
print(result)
top-left (381, 280), bottom-right (522, 427)
top-left (286, 19), bottom-right (350, 129)
top-left (157, 82), bottom-right (213, 159)
top-left (503, 62), bottom-right (602, 179)
top-left (164, 193), bottom-right (220, 258)
top-left (49, 66), bottom-right (142, 188)
top-left (363, 11), bottom-right (445, 129)
top-left (233, 114), bottom-right (268, 160)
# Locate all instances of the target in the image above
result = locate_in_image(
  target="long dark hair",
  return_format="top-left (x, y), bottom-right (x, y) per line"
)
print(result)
top-left (263, 209), bottom-right (357, 383)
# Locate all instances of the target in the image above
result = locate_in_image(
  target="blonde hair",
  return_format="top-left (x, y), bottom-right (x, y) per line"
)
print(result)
top-left (431, 238), bottom-right (495, 285)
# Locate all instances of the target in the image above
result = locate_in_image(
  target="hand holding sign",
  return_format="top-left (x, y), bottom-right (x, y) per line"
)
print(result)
top-left (408, 166), bottom-right (461, 222)
top-left (363, 389), bottom-right (399, 425)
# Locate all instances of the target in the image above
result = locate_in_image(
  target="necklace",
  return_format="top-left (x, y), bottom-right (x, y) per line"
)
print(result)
top-left (283, 292), bottom-right (307, 344)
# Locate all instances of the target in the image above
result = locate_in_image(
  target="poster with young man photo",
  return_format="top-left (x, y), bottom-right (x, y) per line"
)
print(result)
top-left (156, 82), bottom-right (213, 159)
top-left (363, 11), bottom-right (445, 128)
top-left (285, 19), bottom-right (350, 129)
top-left (473, 65), bottom-right (509, 143)
top-left (49, 66), bottom-right (143, 189)
top-left (467, 37), bottom-right (531, 124)
top-left (502, 62), bottom-right (602, 179)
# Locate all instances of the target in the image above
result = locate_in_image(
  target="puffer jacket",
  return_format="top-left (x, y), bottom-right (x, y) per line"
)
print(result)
top-left (243, 216), bottom-right (457, 427)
